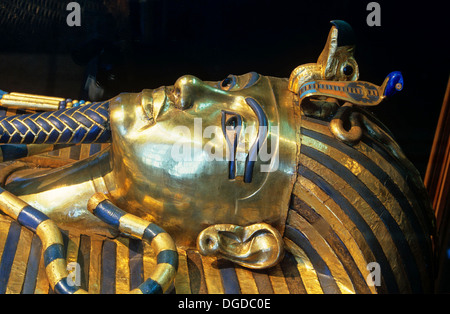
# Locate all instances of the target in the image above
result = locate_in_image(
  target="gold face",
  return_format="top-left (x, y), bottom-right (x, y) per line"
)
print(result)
top-left (108, 72), bottom-right (300, 247)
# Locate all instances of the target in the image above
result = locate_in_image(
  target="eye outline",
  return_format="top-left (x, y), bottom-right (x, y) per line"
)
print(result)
top-left (219, 75), bottom-right (237, 91)
top-left (342, 64), bottom-right (354, 77)
top-left (221, 111), bottom-right (242, 180)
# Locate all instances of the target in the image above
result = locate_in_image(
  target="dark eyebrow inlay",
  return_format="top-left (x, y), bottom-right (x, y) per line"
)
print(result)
top-left (243, 72), bottom-right (260, 89)
top-left (244, 97), bottom-right (268, 183)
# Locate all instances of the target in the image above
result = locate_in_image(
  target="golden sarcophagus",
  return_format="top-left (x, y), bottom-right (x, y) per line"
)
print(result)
top-left (0, 19), bottom-right (436, 294)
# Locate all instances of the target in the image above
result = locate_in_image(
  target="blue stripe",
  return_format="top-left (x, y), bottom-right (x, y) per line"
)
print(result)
top-left (217, 259), bottom-right (241, 294)
top-left (0, 144), bottom-right (28, 161)
top-left (0, 132), bottom-right (11, 143)
top-left (138, 278), bottom-right (163, 294)
top-left (304, 127), bottom-right (430, 241)
top-left (361, 135), bottom-right (434, 234)
top-left (46, 129), bottom-right (60, 143)
top-left (89, 143), bottom-right (102, 156)
top-left (22, 235), bottom-right (42, 294)
top-left (302, 127), bottom-right (431, 288)
top-left (101, 240), bottom-right (116, 294)
top-left (57, 129), bottom-right (72, 144)
top-left (34, 130), bottom-right (47, 144)
top-left (298, 164), bottom-right (399, 292)
top-left (143, 223), bottom-right (165, 243)
top-left (83, 125), bottom-right (102, 143)
top-left (70, 127), bottom-right (87, 144)
top-left (47, 115), bottom-right (67, 132)
top-left (10, 120), bottom-right (28, 135)
top-left (284, 225), bottom-right (341, 294)
top-left (157, 250), bottom-right (178, 270)
top-left (93, 200), bottom-right (126, 229)
top-left (1, 120), bottom-right (15, 134)
top-left (0, 222), bottom-right (21, 294)
top-left (35, 117), bottom-right (52, 133)
top-left (54, 277), bottom-right (80, 294)
top-left (94, 129), bottom-right (111, 143)
top-left (17, 205), bottom-right (49, 232)
top-left (43, 243), bottom-right (65, 267)
top-left (129, 239), bottom-right (144, 290)
top-left (301, 144), bottom-right (422, 292)
top-left (299, 82), bottom-right (317, 98)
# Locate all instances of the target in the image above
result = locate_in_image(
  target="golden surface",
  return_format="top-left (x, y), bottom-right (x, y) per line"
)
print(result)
top-left (287, 210), bottom-right (355, 293)
top-left (284, 238), bottom-right (323, 294)
top-left (115, 238), bottom-right (130, 294)
top-left (289, 23), bottom-right (358, 95)
top-left (173, 248), bottom-right (191, 294)
top-left (197, 223), bottom-right (284, 269)
top-left (201, 255), bottom-right (224, 294)
top-left (0, 20), bottom-right (435, 294)
top-left (5, 226), bottom-right (33, 294)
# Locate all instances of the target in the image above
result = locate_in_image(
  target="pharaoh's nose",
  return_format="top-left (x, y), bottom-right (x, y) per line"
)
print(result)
top-left (172, 75), bottom-right (203, 110)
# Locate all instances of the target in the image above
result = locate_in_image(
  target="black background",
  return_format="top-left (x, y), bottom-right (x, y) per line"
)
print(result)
top-left (0, 0), bottom-right (449, 177)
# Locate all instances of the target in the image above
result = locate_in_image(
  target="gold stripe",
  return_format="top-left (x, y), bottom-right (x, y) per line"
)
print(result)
top-left (26, 144), bottom-right (57, 159)
top-left (129, 288), bottom-right (143, 294)
top-left (35, 219), bottom-right (64, 249)
top-left (119, 214), bottom-right (148, 239)
top-left (45, 258), bottom-right (68, 289)
top-left (353, 140), bottom-right (432, 238)
top-left (114, 237), bottom-right (130, 294)
top-left (151, 232), bottom-right (177, 253)
top-left (2, 94), bottom-right (62, 105)
top-left (287, 210), bottom-right (355, 294)
top-left (302, 134), bottom-right (428, 289)
top-left (66, 233), bottom-right (80, 266)
top-left (88, 239), bottom-right (103, 294)
top-left (295, 156), bottom-right (379, 293)
top-left (80, 144), bottom-right (91, 160)
top-left (0, 189), bottom-right (28, 219)
top-left (297, 151), bottom-right (410, 292)
top-left (34, 250), bottom-right (50, 294)
top-left (174, 248), bottom-right (191, 294)
top-left (6, 226), bottom-right (33, 293)
top-left (267, 264), bottom-right (290, 294)
top-left (301, 117), bottom-right (333, 136)
top-left (9, 92), bottom-right (65, 102)
top-left (0, 218), bottom-right (10, 262)
top-left (65, 232), bottom-right (80, 292)
top-left (284, 238), bottom-right (323, 294)
top-left (0, 99), bottom-right (59, 111)
top-left (59, 147), bottom-right (71, 160)
top-left (101, 143), bottom-right (110, 151)
top-left (149, 263), bottom-right (177, 292)
top-left (234, 266), bottom-right (259, 294)
top-left (303, 116), bottom-right (430, 243)
top-left (200, 255), bottom-right (224, 294)
top-left (142, 241), bottom-right (157, 282)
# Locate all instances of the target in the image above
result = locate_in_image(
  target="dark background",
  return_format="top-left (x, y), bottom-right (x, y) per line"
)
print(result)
top-left (0, 0), bottom-right (448, 177)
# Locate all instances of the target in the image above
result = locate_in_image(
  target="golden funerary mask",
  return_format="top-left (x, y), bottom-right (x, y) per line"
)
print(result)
top-left (0, 20), bottom-right (434, 293)
top-left (107, 71), bottom-right (299, 247)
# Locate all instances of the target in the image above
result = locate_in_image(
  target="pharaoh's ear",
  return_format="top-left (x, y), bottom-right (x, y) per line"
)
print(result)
top-left (196, 223), bottom-right (284, 269)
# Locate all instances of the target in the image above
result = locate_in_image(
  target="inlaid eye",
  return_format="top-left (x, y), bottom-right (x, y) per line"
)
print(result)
top-left (343, 65), bottom-right (354, 76)
top-left (220, 75), bottom-right (236, 91)
top-left (225, 116), bottom-right (239, 129)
